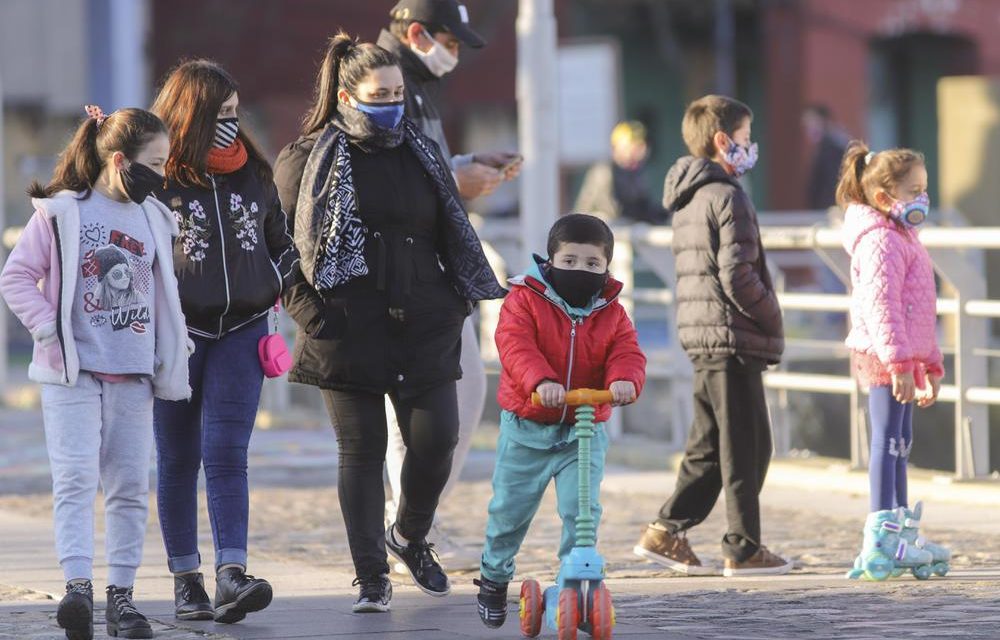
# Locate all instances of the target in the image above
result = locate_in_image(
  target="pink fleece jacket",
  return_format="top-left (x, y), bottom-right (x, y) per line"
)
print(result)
top-left (0, 191), bottom-right (192, 400)
top-left (843, 203), bottom-right (943, 388)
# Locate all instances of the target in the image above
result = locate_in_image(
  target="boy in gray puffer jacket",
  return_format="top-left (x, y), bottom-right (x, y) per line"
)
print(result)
top-left (633, 95), bottom-right (790, 577)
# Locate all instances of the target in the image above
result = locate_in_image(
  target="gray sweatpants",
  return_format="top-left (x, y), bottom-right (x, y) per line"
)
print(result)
top-left (41, 374), bottom-right (154, 586)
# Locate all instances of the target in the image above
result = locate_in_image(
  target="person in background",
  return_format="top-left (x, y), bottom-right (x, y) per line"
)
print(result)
top-left (0, 106), bottom-right (190, 640)
top-left (575, 120), bottom-right (669, 224)
top-left (150, 59), bottom-right (299, 625)
top-left (803, 103), bottom-right (849, 210)
top-left (377, 0), bottom-right (521, 568)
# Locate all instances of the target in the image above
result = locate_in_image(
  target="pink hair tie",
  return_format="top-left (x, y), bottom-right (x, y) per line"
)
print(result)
top-left (84, 104), bottom-right (107, 127)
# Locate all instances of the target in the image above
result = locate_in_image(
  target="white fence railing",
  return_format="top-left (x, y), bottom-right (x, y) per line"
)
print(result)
top-left (474, 215), bottom-right (999, 480)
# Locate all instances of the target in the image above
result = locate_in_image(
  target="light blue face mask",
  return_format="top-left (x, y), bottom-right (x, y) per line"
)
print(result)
top-left (353, 98), bottom-right (404, 130)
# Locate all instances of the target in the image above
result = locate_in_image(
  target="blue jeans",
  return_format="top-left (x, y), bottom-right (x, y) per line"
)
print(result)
top-left (868, 385), bottom-right (913, 511)
top-left (153, 317), bottom-right (266, 573)
top-left (480, 414), bottom-right (608, 585)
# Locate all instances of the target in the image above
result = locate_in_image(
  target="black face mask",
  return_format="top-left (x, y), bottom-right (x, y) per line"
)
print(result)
top-left (119, 162), bottom-right (163, 204)
top-left (545, 264), bottom-right (609, 308)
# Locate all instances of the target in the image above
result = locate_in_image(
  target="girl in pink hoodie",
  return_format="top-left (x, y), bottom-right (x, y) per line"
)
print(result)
top-left (0, 107), bottom-right (190, 639)
top-left (838, 141), bottom-right (949, 580)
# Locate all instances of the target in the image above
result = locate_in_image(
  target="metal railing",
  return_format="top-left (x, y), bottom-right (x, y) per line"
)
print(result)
top-left (473, 215), bottom-right (999, 480)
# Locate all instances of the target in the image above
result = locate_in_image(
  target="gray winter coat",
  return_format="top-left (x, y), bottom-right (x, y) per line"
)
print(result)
top-left (664, 157), bottom-right (784, 364)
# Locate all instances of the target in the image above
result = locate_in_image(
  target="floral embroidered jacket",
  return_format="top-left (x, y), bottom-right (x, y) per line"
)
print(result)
top-left (154, 159), bottom-right (299, 339)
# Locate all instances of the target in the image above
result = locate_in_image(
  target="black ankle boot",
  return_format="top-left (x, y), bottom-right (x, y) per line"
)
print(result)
top-left (57, 580), bottom-right (93, 640)
top-left (105, 586), bottom-right (152, 639)
top-left (474, 575), bottom-right (508, 628)
top-left (214, 566), bottom-right (273, 624)
top-left (173, 572), bottom-right (213, 621)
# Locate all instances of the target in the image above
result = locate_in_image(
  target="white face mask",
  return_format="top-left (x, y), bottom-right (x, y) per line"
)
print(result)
top-left (410, 27), bottom-right (458, 77)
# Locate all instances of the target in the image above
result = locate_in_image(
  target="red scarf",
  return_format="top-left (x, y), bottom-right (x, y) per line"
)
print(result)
top-left (206, 138), bottom-right (248, 174)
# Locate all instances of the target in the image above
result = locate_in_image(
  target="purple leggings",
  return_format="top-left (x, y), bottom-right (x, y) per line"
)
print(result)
top-left (868, 385), bottom-right (913, 511)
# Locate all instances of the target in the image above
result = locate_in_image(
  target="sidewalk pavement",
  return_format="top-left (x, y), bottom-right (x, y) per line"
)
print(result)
top-left (2, 406), bottom-right (1000, 638)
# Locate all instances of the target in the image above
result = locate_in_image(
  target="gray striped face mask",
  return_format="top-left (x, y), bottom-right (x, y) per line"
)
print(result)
top-left (214, 117), bottom-right (239, 149)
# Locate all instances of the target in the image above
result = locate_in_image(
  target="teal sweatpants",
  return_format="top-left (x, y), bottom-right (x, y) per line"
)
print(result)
top-left (480, 422), bottom-right (608, 584)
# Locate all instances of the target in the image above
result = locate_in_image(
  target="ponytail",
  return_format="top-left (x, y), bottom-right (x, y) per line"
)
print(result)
top-left (301, 31), bottom-right (400, 135)
top-left (28, 107), bottom-right (167, 199)
top-left (835, 139), bottom-right (926, 210)
top-left (835, 140), bottom-right (871, 208)
top-left (28, 117), bottom-right (102, 198)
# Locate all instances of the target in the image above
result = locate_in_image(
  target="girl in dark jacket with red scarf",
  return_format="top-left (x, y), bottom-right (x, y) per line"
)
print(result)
top-left (151, 59), bottom-right (297, 625)
top-left (474, 214), bottom-right (645, 629)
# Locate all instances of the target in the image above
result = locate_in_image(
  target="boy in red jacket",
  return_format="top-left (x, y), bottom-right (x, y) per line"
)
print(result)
top-left (474, 214), bottom-right (646, 628)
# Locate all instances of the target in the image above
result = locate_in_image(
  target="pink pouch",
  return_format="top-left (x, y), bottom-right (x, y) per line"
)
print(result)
top-left (258, 304), bottom-right (292, 378)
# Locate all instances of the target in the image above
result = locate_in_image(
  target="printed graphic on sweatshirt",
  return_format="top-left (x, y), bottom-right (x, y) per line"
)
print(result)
top-left (80, 226), bottom-right (152, 334)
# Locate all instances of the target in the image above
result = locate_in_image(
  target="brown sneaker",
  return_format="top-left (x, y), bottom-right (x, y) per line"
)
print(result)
top-left (633, 525), bottom-right (713, 575)
top-left (722, 546), bottom-right (793, 577)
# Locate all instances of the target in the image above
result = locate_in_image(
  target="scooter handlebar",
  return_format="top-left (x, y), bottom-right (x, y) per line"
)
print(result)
top-left (530, 388), bottom-right (614, 407)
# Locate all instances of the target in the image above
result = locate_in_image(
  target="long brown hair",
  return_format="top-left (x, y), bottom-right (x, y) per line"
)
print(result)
top-left (151, 59), bottom-right (272, 187)
top-left (301, 31), bottom-right (400, 135)
top-left (835, 140), bottom-right (925, 210)
top-left (28, 108), bottom-right (166, 199)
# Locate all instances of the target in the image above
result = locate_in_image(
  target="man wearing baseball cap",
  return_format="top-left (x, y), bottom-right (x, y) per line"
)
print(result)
top-left (377, 0), bottom-right (521, 576)
top-left (377, 0), bottom-right (521, 200)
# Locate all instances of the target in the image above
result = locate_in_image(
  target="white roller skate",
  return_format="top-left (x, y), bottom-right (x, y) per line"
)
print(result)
top-left (846, 510), bottom-right (934, 581)
top-left (897, 501), bottom-right (950, 577)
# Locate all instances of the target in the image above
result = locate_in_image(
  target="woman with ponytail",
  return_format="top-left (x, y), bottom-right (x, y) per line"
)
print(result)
top-left (149, 59), bottom-right (298, 625)
top-left (273, 32), bottom-right (504, 612)
top-left (0, 106), bottom-right (189, 640)
top-left (837, 141), bottom-right (951, 580)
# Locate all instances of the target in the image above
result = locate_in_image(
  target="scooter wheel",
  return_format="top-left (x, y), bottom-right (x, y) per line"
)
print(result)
top-left (862, 552), bottom-right (894, 581)
top-left (932, 562), bottom-right (949, 577)
top-left (589, 584), bottom-right (614, 640)
top-left (556, 588), bottom-right (579, 640)
top-left (519, 580), bottom-right (544, 638)
top-left (912, 564), bottom-right (932, 580)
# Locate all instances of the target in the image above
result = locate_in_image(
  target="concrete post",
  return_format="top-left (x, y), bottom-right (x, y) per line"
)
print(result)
top-left (516, 0), bottom-right (559, 269)
top-left (108, 0), bottom-right (150, 108)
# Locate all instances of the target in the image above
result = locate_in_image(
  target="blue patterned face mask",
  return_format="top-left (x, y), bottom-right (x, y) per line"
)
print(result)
top-left (352, 98), bottom-right (404, 130)
top-left (723, 139), bottom-right (758, 176)
top-left (889, 192), bottom-right (930, 227)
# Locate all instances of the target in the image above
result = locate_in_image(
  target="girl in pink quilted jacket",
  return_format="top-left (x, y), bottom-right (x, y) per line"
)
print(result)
top-left (0, 107), bottom-right (191, 638)
top-left (837, 141), bottom-right (951, 580)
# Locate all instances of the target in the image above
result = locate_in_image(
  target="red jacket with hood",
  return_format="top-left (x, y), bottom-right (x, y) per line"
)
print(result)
top-left (496, 263), bottom-right (646, 425)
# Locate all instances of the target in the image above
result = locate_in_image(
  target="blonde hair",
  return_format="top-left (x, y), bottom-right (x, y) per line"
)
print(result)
top-left (610, 121), bottom-right (646, 147)
top-left (835, 140), bottom-right (925, 209)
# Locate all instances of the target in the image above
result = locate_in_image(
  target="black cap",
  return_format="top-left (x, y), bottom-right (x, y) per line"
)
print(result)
top-left (390, 0), bottom-right (486, 48)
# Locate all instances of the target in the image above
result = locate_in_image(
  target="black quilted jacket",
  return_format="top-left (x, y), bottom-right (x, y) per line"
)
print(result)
top-left (664, 157), bottom-right (784, 364)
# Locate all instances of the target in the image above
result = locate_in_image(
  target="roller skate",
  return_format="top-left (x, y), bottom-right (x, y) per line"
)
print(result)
top-left (898, 501), bottom-right (950, 577)
top-left (846, 509), bottom-right (934, 581)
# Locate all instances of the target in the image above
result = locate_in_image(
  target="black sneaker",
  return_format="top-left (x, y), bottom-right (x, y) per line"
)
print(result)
top-left (105, 586), bottom-right (152, 639)
top-left (351, 574), bottom-right (392, 613)
top-left (213, 567), bottom-right (273, 624)
top-left (474, 575), bottom-right (508, 629)
top-left (173, 572), bottom-right (213, 621)
top-left (57, 580), bottom-right (93, 640)
top-left (385, 523), bottom-right (450, 597)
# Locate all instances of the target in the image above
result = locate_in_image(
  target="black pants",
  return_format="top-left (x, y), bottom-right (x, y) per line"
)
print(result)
top-left (321, 383), bottom-right (459, 577)
top-left (656, 366), bottom-right (772, 562)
